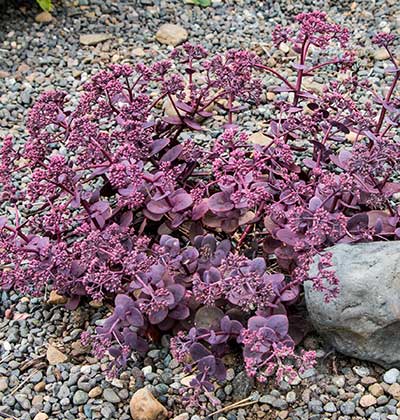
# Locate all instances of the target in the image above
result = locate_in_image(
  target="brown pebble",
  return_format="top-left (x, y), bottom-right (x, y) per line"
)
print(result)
top-left (360, 394), bottom-right (377, 407)
top-left (361, 376), bottom-right (377, 385)
top-left (34, 381), bottom-right (46, 392)
top-left (388, 383), bottom-right (400, 398)
top-left (369, 383), bottom-right (384, 397)
top-left (88, 386), bottom-right (102, 398)
top-left (35, 11), bottom-right (53, 23)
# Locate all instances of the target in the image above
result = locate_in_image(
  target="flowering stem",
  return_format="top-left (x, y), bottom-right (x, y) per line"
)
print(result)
top-left (304, 59), bottom-right (340, 75)
top-left (375, 69), bottom-right (399, 134)
top-left (254, 64), bottom-right (296, 91)
top-left (293, 38), bottom-right (310, 107)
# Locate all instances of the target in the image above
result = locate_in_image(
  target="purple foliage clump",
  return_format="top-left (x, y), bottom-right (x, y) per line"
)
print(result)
top-left (1, 11), bottom-right (399, 409)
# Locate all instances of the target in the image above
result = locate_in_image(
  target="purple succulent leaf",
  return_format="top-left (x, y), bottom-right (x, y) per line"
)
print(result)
top-left (220, 316), bottom-right (242, 335)
top-left (183, 117), bottom-right (203, 131)
top-left (190, 343), bottom-right (211, 361)
top-left (280, 284), bottom-right (300, 303)
top-left (247, 315), bottom-right (268, 330)
top-left (303, 157), bottom-right (317, 168)
top-left (249, 257), bottom-right (266, 274)
top-left (90, 200), bottom-right (110, 214)
top-left (309, 196), bottom-right (323, 211)
top-left (168, 304), bottom-right (190, 320)
top-left (192, 200), bottom-right (209, 220)
top-left (119, 210), bottom-right (133, 227)
top-left (197, 355), bottom-right (216, 373)
top-left (167, 284), bottom-right (186, 303)
top-left (161, 144), bottom-right (183, 162)
top-left (118, 184), bottom-right (134, 197)
top-left (194, 306), bottom-right (224, 330)
top-left (214, 358), bottom-right (227, 381)
top-left (382, 182), bottom-right (400, 196)
top-left (126, 308), bottom-right (145, 327)
top-left (150, 138), bottom-right (170, 155)
top-left (170, 190), bottom-right (193, 212)
top-left (175, 101), bottom-right (194, 113)
top-left (207, 330), bottom-right (228, 345)
top-left (208, 192), bottom-right (234, 213)
top-left (276, 228), bottom-right (299, 246)
top-left (70, 261), bottom-right (85, 277)
top-left (203, 266), bottom-right (221, 283)
top-left (347, 213), bottom-right (368, 232)
top-left (155, 290), bottom-right (175, 306)
top-left (264, 314), bottom-right (289, 337)
top-left (149, 308), bottom-right (169, 325)
top-left (135, 336), bottom-right (149, 353)
top-left (109, 347), bottom-right (122, 358)
top-left (197, 110), bottom-right (213, 117)
top-left (65, 295), bottom-right (81, 310)
top-left (163, 116), bottom-right (182, 125)
top-left (146, 199), bottom-right (171, 215)
top-left (331, 120), bottom-right (350, 134)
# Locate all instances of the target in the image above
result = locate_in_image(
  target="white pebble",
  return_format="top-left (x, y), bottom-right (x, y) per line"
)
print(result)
top-left (383, 368), bottom-right (400, 384)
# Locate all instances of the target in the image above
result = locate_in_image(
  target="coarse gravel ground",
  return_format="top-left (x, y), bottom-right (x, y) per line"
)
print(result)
top-left (0, 0), bottom-right (400, 419)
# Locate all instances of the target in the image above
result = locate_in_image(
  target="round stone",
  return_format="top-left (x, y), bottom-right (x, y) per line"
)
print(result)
top-left (324, 402), bottom-right (337, 413)
top-left (384, 369), bottom-right (400, 385)
top-left (286, 391), bottom-right (296, 404)
top-left (340, 401), bottom-right (356, 415)
top-left (88, 386), bottom-right (102, 398)
top-left (369, 383), bottom-right (384, 397)
top-left (103, 388), bottom-right (121, 404)
top-left (0, 377), bottom-right (8, 392)
top-left (359, 394), bottom-right (377, 408)
top-left (73, 390), bottom-right (89, 405)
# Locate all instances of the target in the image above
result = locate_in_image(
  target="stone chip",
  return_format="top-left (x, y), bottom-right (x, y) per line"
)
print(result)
top-left (46, 344), bottom-right (67, 365)
top-left (80, 33), bottom-right (113, 46)
top-left (130, 387), bottom-right (168, 420)
top-left (156, 24), bottom-right (188, 46)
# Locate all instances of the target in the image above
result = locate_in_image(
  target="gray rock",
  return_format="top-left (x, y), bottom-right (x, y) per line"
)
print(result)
top-left (377, 395), bottom-right (389, 405)
top-left (103, 388), bottom-right (121, 403)
top-left (340, 401), bottom-right (356, 415)
top-left (73, 390), bottom-right (88, 405)
top-left (353, 366), bottom-right (370, 377)
top-left (383, 368), bottom-right (400, 384)
top-left (286, 391), bottom-right (296, 403)
top-left (308, 399), bottom-right (323, 414)
top-left (305, 242), bottom-right (400, 368)
top-left (272, 398), bottom-right (288, 409)
top-left (15, 393), bottom-right (31, 410)
top-left (232, 371), bottom-right (254, 399)
top-left (30, 371), bottom-right (43, 384)
top-left (101, 402), bottom-right (115, 418)
top-left (324, 402), bottom-right (337, 413)
top-left (58, 384), bottom-right (71, 399)
top-left (259, 395), bottom-right (275, 405)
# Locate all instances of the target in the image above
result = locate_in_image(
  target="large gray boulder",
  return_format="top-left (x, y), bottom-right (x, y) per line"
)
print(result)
top-left (305, 241), bottom-right (400, 368)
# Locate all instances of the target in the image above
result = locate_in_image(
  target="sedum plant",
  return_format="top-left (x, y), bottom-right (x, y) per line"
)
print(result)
top-left (1, 12), bottom-right (399, 408)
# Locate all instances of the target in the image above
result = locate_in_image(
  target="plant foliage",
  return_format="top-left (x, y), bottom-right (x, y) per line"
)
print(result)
top-left (1, 12), bottom-right (399, 408)
top-left (36, 0), bottom-right (52, 12)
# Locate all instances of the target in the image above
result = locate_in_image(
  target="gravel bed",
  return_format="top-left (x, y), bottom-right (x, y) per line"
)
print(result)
top-left (0, 0), bottom-right (400, 419)
top-left (2, 290), bottom-right (400, 420)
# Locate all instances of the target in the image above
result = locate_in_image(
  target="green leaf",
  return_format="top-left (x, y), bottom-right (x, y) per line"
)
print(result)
top-left (36, 0), bottom-right (52, 12)
top-left (185, 0), bottom-right (212, 7)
